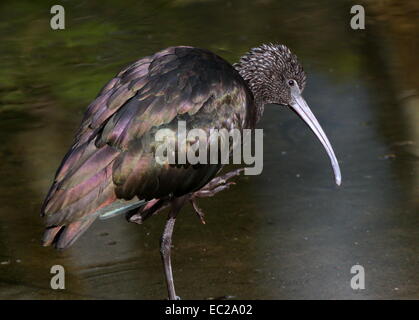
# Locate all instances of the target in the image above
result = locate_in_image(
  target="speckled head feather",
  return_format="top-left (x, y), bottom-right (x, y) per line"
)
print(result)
top-left (234, 43), bottom-right (306, 120)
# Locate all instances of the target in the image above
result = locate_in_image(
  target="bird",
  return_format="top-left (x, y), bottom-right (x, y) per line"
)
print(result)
top-left (41, 44), bottom-right (341, 300)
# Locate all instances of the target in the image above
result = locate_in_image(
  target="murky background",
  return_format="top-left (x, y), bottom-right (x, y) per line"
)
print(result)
top-left (0, 0), bottom-right (418, 299)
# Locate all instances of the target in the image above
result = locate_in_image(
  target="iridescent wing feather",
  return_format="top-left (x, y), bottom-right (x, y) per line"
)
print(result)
top-left (41, 46), bottom-right (255, 248)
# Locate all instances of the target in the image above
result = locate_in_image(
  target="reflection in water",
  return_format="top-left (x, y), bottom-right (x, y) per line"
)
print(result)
top-left (0, 0), bottom-right (418, 299)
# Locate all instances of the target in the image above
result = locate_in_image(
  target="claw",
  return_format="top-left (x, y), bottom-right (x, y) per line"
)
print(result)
top-left (202, 168), bottom-right (244, 191)
top-left (190, 199), bottom-right (206, 224)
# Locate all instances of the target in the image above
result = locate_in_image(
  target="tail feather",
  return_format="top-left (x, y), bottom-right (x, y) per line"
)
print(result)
top-left (42, 199), bottom-right (146, 249)
top-left (55, 218), bottom-right (96, 249)
top-left (41, 226), bottom-right (63, 247)
top-left (42, 217), bottom-right (96, 249)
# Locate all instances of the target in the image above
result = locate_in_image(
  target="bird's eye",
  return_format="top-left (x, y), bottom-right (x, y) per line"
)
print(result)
top-left (288, 80), bottom-right (295, 86)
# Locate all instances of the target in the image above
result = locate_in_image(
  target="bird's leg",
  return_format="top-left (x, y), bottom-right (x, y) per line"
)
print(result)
top-left (161, 216), bottom-right (177, 300)
top-left (160, 196), bottom-right (186, 300)
top-left (189, 168), bottom-right (244, 223)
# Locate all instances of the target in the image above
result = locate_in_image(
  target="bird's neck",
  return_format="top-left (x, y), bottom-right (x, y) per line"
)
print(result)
top-left (240, 78), bottom-right (265, 124)
top-left (234, 63), bottom-right (266, 124)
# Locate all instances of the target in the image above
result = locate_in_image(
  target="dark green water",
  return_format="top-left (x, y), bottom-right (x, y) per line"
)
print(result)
top-left (0, 0), bottom-right (418, 299)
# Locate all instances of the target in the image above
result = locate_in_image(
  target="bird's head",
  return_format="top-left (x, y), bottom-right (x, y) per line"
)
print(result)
top-left (235, 43), bottom-right (341, 186)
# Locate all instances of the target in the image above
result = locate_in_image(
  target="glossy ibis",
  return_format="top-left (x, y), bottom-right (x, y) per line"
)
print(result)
top-left (41, 44), bottom-right (341, 299)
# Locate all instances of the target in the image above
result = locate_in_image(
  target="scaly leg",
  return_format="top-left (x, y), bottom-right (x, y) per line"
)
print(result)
top-left (160, 197), bottom-right (186, 300)
top-left (131, 169), bottom-right (243, 299)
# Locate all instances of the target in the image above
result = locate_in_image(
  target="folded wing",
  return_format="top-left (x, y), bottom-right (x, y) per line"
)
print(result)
top-left (41, 46), bottom-right (254, 248)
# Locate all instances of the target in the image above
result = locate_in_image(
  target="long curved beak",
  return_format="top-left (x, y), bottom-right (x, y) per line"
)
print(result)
top-left (289, 94), bottom-right (341, 186)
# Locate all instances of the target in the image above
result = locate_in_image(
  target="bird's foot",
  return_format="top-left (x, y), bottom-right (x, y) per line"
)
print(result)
top-left (189, 168), bottom-right (244, 224)
top-left (196, 168), bottom-right (244, 196)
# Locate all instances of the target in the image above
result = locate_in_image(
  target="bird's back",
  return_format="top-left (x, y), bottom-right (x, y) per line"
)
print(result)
top-left (41, 46), bottom-right (256, 248)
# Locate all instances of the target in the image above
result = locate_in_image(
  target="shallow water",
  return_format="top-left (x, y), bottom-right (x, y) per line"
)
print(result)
top-left (0, 0), bottom-right (418, 299)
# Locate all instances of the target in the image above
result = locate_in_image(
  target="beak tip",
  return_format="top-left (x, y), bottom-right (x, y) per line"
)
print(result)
top-left (335, 175), bottom-right (342, 186)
